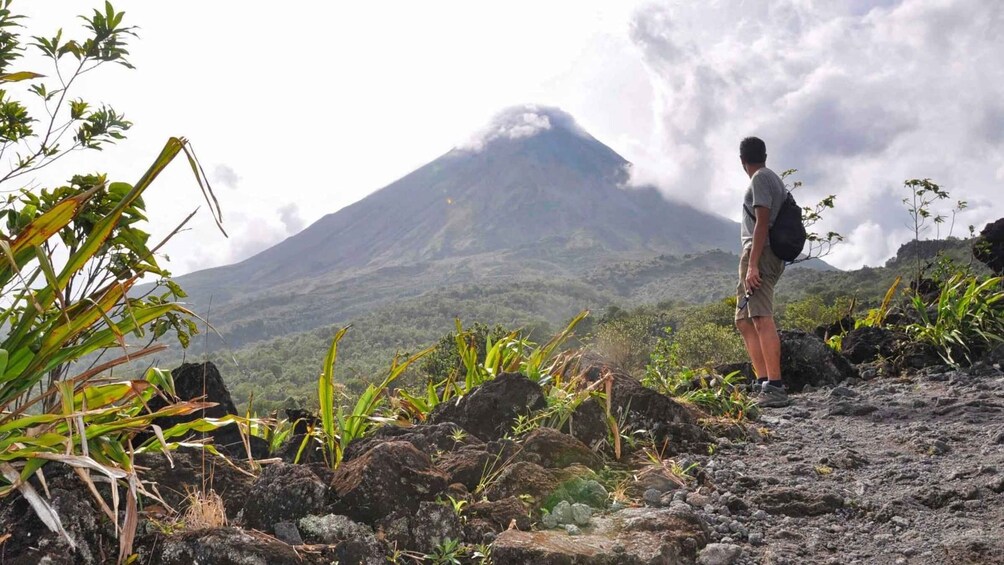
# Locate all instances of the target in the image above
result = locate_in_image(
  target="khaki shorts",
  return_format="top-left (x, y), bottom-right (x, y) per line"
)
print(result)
top-left (735, 246), bottom-right (785, 320)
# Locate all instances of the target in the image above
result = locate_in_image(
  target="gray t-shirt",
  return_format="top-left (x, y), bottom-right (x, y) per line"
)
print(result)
top-left (740, 167), bottom-right (786, 249)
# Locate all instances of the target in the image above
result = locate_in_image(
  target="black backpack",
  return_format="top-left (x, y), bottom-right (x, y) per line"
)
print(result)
top-left (745, 192), bottom-right (807, 262)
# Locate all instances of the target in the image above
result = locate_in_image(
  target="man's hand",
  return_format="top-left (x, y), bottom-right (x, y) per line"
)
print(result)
top-left (745, 264), bottom-right (762, 291)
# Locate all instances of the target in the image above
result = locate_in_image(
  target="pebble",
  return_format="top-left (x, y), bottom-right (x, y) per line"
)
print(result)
top-left (688, 493), bottom-right (711, 507)
top-left (564, 524), bottom-right (581, 536)
top-left (748, 532), bottom-right (764, 546)
top-left (752, 510), bottom-right (769, 521)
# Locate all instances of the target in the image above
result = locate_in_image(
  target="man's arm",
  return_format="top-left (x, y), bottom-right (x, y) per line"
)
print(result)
top-left (745, 205), bottom-right (771, 291)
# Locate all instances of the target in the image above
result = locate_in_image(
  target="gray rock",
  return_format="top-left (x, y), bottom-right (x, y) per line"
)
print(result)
top-left (698, 542), bottom-right (744, 565)
top-left (541, 511), bottom-right (559, 529)
top-left (298, 514), bottom-right (384, 565)
top-left (687, 492), bottom-right (711, 507)
top-left (564, 524), bottom-right (582, 536)
top-left (272, 521), bottom-right (302, 545)
top-left (644, 488), bottom-right (663, 506)
top-left (829, 386), bottom-right (858, 398)
top-left (570, 503), bottom-right (593, 526)
top-left (551, 500), bottom-right (573, 525)
top-left (749, 532), bottom-right (764, 545)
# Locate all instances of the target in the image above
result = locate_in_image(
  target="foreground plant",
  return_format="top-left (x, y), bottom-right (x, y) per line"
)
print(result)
top-left (0, 4), bottom-right (225, 562)
top-left (905, 273), bottom-right (1004, 366)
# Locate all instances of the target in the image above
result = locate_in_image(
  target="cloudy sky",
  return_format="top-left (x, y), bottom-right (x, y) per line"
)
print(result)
top-left (15, 0), bottom-right (1003, 273)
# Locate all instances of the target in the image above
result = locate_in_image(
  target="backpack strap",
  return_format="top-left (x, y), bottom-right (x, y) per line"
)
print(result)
top-left (744, 190), bottom-right (791, 222)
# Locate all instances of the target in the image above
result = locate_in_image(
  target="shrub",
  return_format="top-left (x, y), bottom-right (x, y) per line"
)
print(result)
top-left (904, 273), bottom-right (1004, 366)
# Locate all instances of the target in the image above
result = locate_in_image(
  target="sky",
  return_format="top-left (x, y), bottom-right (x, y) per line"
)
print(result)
top-left (13, 0), bottom-right (1004, 273)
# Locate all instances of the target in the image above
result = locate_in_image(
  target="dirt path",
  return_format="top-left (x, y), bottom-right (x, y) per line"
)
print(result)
top-left (697, 364), bottom-right (1004, 564)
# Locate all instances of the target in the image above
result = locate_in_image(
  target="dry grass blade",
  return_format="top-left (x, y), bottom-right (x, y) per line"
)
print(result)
top-left (0, 462), bottom-right (76, 549)
top-left (118, 474), bottom-right (139, 565)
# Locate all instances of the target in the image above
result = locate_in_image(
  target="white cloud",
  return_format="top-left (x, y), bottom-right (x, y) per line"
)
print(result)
top-left (624, 0), bottom-right (1004, 269)
top-left (458, 104), bottom-right (590, 152)
top-left (278, 203), bottom-right (304, 234)
top-left (210, 164), bottom-right (241, 189)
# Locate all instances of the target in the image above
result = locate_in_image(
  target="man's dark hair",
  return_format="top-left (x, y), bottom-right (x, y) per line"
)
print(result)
top-left (740, 136), bottom-right (767, 164)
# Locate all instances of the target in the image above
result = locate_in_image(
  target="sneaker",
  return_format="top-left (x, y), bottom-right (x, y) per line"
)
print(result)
top-left (754, 382), bottom-right (790, 408)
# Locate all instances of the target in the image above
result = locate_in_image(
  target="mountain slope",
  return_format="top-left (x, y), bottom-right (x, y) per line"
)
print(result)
top-left (169, 106), bottom-right (741, 346)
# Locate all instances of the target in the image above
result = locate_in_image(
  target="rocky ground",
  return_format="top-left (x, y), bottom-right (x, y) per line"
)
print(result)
top-left (2, 339), bottom-right (1004, 564)
top-left (662, 360), bottom-right (1004, 565)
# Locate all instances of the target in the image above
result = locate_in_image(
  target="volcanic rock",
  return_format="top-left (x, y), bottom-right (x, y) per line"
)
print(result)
top-left (428, 372), bottom-right (546, 441)
top-left (329, 441), bottom-right (448, 524)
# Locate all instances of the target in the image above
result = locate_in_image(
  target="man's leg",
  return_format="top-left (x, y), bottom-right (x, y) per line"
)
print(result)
top-left (751, 315), bottom-right (782, 383)
top-left (736, 318), bottom-right (768, 380)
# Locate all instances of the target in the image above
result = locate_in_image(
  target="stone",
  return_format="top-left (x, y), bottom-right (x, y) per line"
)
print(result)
top-left (644, 488), bottom-right (663, 506)
top-left (576, 355), bottom-right (711, 454)
top-left (570, 503), bottom-right (593, 525)
top-left (491, 507), bottom-right (709, 564)
top-left (297, 514), bottom-right (385, 565)
top-left (239, 462), bottom-right (327, 531)
top-left (465, 497), bottom-right (532, 543)
top-left (428, 372), bottom-right (546, 441)
top-left (342, 422), bottom-right (484, 463)
top-left (142, 362), bottom-right (268, 459)
top-left (779, 331), bottom-right (858, 392)
top-left (687, 492), bottom-right (711, 507)
top-left (753, 487), bottom-right (844, 517)
top-left (484, 461), bottom-right (559, 508)
top-left (551, 500), bottom-right (573, 524)
top-left (698, 543), bottom-right (743, 565)
top-left (329, 441), bottom-right (448, 524)
top-left (376, 501), bottom-right (462, 554)
top-left (272, 521), bottom-right (303, 545)
top-left (434, 447), bottom-right (496, 491)
top-left (841, 327), bottom-right (899, 364)
top-left (564, 397), bottom-right (610, 447)
top-left (519, 427), bottom-right (603, 470)
top-left (565, 524), bottom-right (582, 535)
top-left (0, 474), bottom-right (110, 565)
top-left (156, 527), bottom-right (310, 565)
top-left (135, 450), bottom-right (253, 519)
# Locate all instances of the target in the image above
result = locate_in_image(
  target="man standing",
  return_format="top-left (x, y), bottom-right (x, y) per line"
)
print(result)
top-left (735, 137), bottom-right (789, 408)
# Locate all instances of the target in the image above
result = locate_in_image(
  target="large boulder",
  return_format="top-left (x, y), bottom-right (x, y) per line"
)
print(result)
top-left (841, 326), bottom-right (899, 364)
top-left (491, 507), bottom-right (709, 564)
top-left (428, 372), bottom-right (546, 441)
top-left (329, 441), bottom-right (448, 524)
top-left (343, 421), bottom-right (483, 462)
top-left (239, 462), bottom-right (328, 531)
top-left (143, 362), bottom-right (268, 460)
top-left (578, 358), bottom-right (711, 454)
top-left (974, 217), bottom-right (1004, 274)
top-left (779, 330), bottom-right (858, 392)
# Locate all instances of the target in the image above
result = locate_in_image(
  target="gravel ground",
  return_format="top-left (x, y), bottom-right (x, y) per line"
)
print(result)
top-left (682, 362), bottom-right (1004, 565)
